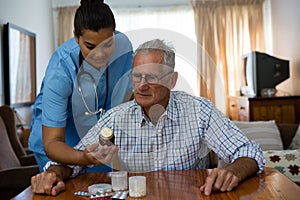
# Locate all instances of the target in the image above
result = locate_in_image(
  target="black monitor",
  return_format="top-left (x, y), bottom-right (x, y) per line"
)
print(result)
top-left (242, 51), bottom-right (289, 97)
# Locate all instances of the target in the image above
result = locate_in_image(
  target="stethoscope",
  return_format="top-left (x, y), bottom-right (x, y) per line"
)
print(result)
top-left (76, 53), bottom-right (109, 116)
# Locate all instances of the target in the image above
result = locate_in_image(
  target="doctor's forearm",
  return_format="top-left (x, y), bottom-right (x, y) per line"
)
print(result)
top-left (42, 125), bottom-right (87, 165)
top-left (44, 141), bottom-right (87, 165)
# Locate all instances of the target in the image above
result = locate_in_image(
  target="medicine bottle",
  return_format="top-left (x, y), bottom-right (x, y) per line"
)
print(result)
top-left (99, 127), bottom-right (115, 146)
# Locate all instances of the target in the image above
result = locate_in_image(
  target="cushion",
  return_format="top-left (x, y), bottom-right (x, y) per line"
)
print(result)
top-left (234, 120), bottom-right (283, 151)
top-left (288, 125), bottom-right (300, 149)
top-left (263, 149), bottom-right (300, 183)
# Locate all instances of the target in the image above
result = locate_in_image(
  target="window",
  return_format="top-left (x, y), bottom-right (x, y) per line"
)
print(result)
top-left (113, 5), bottom-right (199, 96)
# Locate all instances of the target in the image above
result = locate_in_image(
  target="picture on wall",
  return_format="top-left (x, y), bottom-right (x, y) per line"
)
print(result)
top-left (3, 23), bottom-right (36, 107)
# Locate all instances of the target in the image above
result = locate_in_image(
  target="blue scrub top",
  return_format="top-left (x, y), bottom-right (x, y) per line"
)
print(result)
top-left (28, 31), bottom-right (133, 156)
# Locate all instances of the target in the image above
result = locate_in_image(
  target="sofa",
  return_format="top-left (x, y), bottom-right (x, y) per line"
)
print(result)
top-left (215, 121), bottom-right (300, 185)
top-left (259, 122), bottom-right (300, 185)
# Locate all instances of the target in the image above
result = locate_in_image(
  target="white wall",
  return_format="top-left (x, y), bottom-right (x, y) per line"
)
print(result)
top-left (270, 0), bottom-right (300, 95)
top-left (0, 0), bottom-right (54, 104)
top-left (0, 0), bottom-right (54, 124)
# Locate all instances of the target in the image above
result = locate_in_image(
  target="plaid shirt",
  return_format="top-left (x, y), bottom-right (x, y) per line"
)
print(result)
top-left (44, 91), bottom-right (265, 176)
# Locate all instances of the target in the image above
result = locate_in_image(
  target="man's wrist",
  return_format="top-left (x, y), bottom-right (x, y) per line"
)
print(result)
top-left (224, 157), bottom-right (258, 181)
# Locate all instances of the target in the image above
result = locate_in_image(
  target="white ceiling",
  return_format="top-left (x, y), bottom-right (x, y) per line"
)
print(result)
top-left (105, 0), bottom-right (190, 8)
top-left (52, 0), bottom-right (191, 8)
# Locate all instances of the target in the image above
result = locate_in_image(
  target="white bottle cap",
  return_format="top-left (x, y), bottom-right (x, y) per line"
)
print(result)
top-left (100, 127), bottom-right (113, 139)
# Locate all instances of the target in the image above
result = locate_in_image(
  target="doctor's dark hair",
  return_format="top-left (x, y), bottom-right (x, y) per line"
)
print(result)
top-left (74, 0), bottom-right (116, 37)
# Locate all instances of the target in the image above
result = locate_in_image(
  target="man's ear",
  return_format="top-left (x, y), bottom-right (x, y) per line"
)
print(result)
top-left (169, 72), bottom-right (178, 89)
top-left (73, 30), bottom-right (79, 44)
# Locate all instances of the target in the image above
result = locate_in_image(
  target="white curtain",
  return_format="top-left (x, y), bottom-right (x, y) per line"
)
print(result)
top-left (113, 6), bottom-right (195, 41)
top-left (9, 31), bottom-right (32, 104)
top-left (14, 32), bottom-right (32, 103)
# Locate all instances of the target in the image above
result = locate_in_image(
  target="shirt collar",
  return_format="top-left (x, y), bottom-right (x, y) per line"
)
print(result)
top-left (131, 92), bottom-right (179, 126)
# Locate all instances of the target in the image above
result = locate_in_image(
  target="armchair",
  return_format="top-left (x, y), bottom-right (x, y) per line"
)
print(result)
top-left (0, 105), bottom-right (39, 199)
top-left (0, 105), bottom-right (36, 165)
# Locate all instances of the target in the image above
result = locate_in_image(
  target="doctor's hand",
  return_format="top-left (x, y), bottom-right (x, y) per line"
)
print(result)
top-left (31, 165), bottom-right (71, 196)
top-left (84, 142), bottom-right (119, 165)
top-left (31, 171), bottom-right (65, 196)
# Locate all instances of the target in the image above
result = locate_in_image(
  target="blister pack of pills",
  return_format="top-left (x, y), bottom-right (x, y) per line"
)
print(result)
top-left (111, 191), bottom-right (129, 200)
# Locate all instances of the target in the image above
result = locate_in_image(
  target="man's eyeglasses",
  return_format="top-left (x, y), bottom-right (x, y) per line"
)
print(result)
top-left (129, 71), bottom-right (173, 84)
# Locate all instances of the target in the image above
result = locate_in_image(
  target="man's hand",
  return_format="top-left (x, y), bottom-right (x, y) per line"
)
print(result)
top-left (31, 171), bottom-right (65, 196)
top-left (200, 168), bottom-right (239, 195)
top-left (200, 157), bottom-right (259, 195)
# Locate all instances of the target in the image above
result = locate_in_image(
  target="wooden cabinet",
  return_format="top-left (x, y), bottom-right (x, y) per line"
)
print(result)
top-left (228, 96), bottom-right (300, 123)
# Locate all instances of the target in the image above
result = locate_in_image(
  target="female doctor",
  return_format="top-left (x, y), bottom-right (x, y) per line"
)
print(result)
top-left (28, 0), bottom-right (133, 172)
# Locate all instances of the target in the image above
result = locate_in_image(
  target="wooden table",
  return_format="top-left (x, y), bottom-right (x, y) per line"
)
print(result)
top-left (12, 167), bottom-right (300, 200)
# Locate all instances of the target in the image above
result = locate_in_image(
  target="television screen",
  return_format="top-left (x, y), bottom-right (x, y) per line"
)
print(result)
top-left (242, 51), bottom-right (289, 97)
